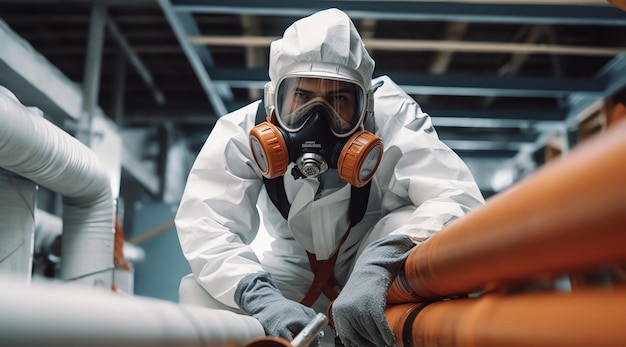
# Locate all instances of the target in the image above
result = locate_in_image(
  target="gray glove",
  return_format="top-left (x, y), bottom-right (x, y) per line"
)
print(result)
top-left (331, 234), bottom-right (416, 347)
top-left (235, 272), bottom-right (318, 342)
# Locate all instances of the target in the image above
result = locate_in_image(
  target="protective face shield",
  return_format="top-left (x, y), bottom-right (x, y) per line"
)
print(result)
top-left (249, 9), bottom-right (381, 187)
top-left (250, 73), bottom-right (383, 187)
top-left (275, 77), bottom-right (366, 137)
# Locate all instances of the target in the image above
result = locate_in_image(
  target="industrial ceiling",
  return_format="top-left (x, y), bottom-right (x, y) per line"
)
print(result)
top-left (1, 0), bottom-right (625, 198)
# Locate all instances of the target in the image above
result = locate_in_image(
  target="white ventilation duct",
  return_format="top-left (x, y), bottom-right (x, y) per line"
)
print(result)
top-left (0, 168), bottom-right (37, 281)
top-left (0, 275), bottom-right (264, 347)
top-left (0, 87), bottom-right (264, 345)
top-left (0, 86), bottom-right (114, 287)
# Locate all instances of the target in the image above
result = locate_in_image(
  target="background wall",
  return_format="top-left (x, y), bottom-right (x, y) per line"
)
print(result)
top-left (131, 202), bottom-right (190, 302)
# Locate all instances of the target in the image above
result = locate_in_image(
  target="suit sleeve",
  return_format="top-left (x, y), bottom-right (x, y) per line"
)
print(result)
top-left (175, 102), bottom-right (266, 308)
top-left (373, 76), bottom-right (485, 243)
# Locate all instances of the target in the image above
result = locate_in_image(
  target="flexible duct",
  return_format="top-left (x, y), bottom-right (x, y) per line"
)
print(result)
top-left (386, 288), bottom-right (626, 347)
top-left (0, 168), bottom-right (36, 281)
top-left (0, 274), bottom-right (264, 347)
top-left (0, 86), bottom-right (114, 287)
top-left (388, 120), bottom-right (626, 304)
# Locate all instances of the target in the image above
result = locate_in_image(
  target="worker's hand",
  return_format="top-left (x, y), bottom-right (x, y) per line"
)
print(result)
top-left (331, 234), bottom-right (415, 347)
top-left (235, 272), bottom-right (318, 344)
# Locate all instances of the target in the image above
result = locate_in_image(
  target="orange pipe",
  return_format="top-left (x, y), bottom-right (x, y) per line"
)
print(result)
top-left (388, 122), bottom-right (626, 303)
top-left (608, 0), bottom-right (626, 12)
top-left (386, 288), bottom-right (626, 347)
top-left (245, 336), bottom-right (292, 347)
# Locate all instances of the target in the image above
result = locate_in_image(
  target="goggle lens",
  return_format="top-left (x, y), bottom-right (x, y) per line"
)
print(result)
top-left (275, 77), bottom-right (365, 135)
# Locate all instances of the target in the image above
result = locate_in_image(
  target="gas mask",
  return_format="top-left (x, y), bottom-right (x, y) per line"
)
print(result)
top-left (249, 74), bottom-right (383, 188)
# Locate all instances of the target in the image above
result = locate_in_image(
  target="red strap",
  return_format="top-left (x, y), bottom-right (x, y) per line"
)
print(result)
top-left (300, 227), bottom-right (352, 307)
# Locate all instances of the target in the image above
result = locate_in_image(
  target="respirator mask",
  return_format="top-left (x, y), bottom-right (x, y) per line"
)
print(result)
top-left (249, 70), bottom-right (383, 188)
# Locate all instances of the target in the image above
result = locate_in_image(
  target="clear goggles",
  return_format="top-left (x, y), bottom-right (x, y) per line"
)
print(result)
top-left (274, 76), bottom-right (367, 137)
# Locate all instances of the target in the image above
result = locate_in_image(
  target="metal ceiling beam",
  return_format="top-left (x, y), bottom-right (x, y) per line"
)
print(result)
top-left (175, 11), bottom-right (234, 101)
top-left (189, 35), bottom-right (625, 57)
top-left (594, 53), bottom-right (626, 100)
top-left (482, 24), bottom-right (550, 106)
top-left (428, 22), bottom-right (469, 74)
top-left (122, 113), bottom-right (561, 132)
top-left (451, 149), bottom-right (520, 159)
top-left (392, 72), bottom-right (603, 97)
top-left (205, 67), bottom-right (605, 98)
top-left (124, 107), bottom-right (559, 121)
top-left (172, 0), bottom-right (626, 26)
top-left (442, 139), bottom-right (529, 151)
top-left (105, 15), bottom-right (165, 106)
top-left (157, 0), bottom-right (227, 116)
top-left (563, 54), bottom-right (626, 127)
top-left (0, 19), bottom-right (82, 121)
top-left (0, 17), bottom-right (160, 194)
top-left (432, 117), bottom-right (562, 130)
top-left (512, 54), bottom-right (626, 169)
top-left (436, 130), bottom-right (538, 143)
top-left (431, 107), bottom-right (565, 130)
top-left (429, 108), bottom-right (567, 122)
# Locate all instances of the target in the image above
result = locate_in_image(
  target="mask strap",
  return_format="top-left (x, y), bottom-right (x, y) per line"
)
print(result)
top-left (349, 181), bottom-right (371, 227)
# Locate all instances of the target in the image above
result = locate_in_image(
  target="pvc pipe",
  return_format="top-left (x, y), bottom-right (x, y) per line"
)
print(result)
top-left (0, 274), bottom-right (265, 347)
top-left (386, 288), bottom-right (626, 347)
top-left (0, 86), bottom-right (115, 287)
top-left (388, 121), bottom-right (626, 303)
top-left (0, 168), bottom-right (36, 281)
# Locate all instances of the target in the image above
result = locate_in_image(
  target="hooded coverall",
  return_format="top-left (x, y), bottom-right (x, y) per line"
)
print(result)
top-left (175, 8), bottom-right (485, 346)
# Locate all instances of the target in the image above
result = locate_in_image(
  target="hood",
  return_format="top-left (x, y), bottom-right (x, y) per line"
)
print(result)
top-left (268, 8), bottom-right (375, 91)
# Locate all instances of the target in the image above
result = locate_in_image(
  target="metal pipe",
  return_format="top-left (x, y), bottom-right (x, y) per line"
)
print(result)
top-left (245, 313), bottom-right (329, 347)
top-left (388, 120), bottom-right (626, 303)
top-left (290, 313), bottom-right (328, 347)
top-left (0, 275), bottom-right (264, 347)
top-left (386, 288), bottom-right (626, 347)
top-left (105, 15), bottom-right (165, 106)
top-left (0, 86), bottom-right (115, 287)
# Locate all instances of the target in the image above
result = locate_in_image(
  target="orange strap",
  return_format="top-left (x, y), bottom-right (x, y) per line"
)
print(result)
top-left (114, 218), bottom-right (130, 271)
top-left (301, 228), bottom-right (352, 307)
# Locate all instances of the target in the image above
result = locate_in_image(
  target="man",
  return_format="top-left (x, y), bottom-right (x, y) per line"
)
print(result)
top-left (176, 8), bottom-right (484, 347)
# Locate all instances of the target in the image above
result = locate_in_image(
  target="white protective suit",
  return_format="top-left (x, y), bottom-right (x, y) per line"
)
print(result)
top-left (176, 7), bottom-right (484, 335)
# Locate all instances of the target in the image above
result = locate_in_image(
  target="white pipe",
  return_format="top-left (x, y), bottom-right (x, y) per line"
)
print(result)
top-left (0, 275), bottom-right (265, 347)
top-left (0, 168), bottom-right (36, 281)
top-left (32, 208), bottom-right (145, 264)
top-left (0, 86), bottom-right (115, 287)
